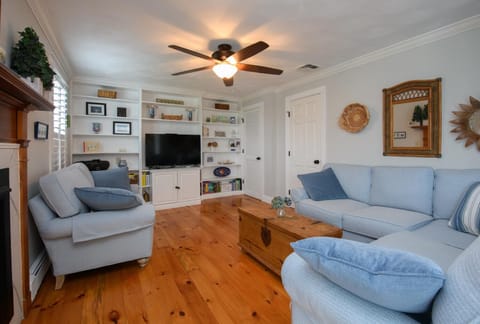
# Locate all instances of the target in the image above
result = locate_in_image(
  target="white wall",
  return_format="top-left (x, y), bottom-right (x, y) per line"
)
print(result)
top-left (245, 27), bottom-right (480, 196)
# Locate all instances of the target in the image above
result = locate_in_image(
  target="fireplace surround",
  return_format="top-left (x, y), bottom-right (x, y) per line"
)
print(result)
top-left (0, 64), bottom-right (54, 319)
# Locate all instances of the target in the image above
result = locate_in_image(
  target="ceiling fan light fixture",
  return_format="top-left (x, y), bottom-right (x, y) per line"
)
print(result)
top-left (213, 62), bottom-right (238, 79)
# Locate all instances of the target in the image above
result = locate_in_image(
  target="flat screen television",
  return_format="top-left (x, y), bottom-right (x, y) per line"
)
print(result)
top-left (145, 133), bottom-right (201, 168)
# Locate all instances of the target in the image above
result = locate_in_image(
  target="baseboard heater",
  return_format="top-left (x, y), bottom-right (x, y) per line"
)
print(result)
top-left (29, 250), bottom-right (50, 301)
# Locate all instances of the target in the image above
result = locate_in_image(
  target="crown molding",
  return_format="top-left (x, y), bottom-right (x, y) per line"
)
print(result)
top-left (26, 0), bottom-right (73, 81)
top-left (246, 14), bottom-right (480, 100)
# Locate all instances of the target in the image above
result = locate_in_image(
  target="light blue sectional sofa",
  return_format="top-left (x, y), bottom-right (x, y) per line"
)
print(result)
top-left (283, 163), bottom-right (480, 323)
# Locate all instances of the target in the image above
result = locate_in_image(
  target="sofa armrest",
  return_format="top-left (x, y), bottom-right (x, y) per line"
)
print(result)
top-left (281, 253), bottom-right (419, 324)
top-left (29, 194), bottom-right (73, 240)
top-left (291, 187), bottom-right (308, 203)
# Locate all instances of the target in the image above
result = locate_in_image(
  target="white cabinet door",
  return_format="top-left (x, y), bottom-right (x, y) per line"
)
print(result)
top-left (151, 171), bottom-right (177, 205)
top-left (178, 170), bottom-right (200, 201)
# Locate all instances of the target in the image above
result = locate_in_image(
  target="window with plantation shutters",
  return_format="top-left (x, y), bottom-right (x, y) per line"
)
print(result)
top-left (51, 78), bottom-right (68, 171)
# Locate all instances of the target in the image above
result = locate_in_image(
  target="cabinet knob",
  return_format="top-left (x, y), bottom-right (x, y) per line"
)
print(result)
top-left (175, 186), bottom-right (180, 190)
top-left (256, 157), bottom-right (261, 161)
top-left (313, 160), bottom-right (320, 164)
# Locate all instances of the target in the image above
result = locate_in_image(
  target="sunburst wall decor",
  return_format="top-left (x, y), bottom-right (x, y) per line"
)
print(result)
top-left (450, 96), bottom-right (480, 151)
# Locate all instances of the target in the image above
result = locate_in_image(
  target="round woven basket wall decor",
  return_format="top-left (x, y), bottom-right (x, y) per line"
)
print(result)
top-left (338, 103), bottom-right (370, 133)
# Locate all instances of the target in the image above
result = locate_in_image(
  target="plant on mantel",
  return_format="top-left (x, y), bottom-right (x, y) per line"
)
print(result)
top-left (11, 27), bottom-right (55, 91)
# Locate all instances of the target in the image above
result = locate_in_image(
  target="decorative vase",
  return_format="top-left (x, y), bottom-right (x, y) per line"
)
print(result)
top-left (276, 208), bottom-right (286, 217)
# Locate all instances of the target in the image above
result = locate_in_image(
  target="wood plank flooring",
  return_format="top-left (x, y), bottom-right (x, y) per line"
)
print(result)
top-left (23, 196), bottom-right (291, 324)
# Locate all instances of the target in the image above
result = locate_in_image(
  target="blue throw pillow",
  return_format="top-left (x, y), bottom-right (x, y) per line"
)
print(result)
top-left (74, 187), bottom-right (142, 211)
top-left (448, 182), bottom-right (480, 235)
top-left (297, 168), bottom-right (347, 201)
top-left (91, 167), bottom-right (131, 191)
top-left (291, 237), bottom-right (445, 313)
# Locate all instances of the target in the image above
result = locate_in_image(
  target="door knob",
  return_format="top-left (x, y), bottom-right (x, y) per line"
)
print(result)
top-left (256, 157), bottom-right (261, 160)
top-left (313, 160), bottom-right (320, 164)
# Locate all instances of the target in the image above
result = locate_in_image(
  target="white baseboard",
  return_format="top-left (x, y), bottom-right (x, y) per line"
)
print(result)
top-left (29, 250), bottom-right (50, 301)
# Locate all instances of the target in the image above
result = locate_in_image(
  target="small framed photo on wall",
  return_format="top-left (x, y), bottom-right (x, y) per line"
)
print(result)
top-left (86, 102), bottom-right (107, 116)
top-left (34, 122), bottom-right (48, 139)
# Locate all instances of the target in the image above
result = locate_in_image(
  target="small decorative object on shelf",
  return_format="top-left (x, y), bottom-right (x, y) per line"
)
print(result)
top-left (118, 159), bottom-right (128, 167)
top-left (215, 103), bottom-right (230, 110)
top-left (83, 141), bottom-right (100, 153)
top-left (97, 89), bottom-right (117, 99)
top-left (202, 126), bottom-right (210, 136)
top-left (213, 166), bottom-right (231, 177)
top-left (230, 116), bottom-right (236, 124)
top-left (214, 131), bottom-right (226, 137)
top-left (148, 105), bottom-right (156, 118)
top-left (92, 122), bottom-right (102, 134)
top-left (187, 109), bottom-right (193, 121)
top-left (271, 196), bottom-right (292, 217)
top-left (156, 98), bottom-right (184, 105)
top-left (117, 107), bottom-right (127, 117)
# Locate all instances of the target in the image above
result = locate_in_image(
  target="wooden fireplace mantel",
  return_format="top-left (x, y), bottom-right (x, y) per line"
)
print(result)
top-left (0, 63), bottom-right (54, 315)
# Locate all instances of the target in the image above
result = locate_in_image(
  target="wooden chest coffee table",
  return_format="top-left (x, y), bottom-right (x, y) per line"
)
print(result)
top-left (238, 205), bottom-right (342, 275)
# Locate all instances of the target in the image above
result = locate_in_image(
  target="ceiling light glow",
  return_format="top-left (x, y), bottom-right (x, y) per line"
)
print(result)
top-left (212, 62), bottom-right (238, 79)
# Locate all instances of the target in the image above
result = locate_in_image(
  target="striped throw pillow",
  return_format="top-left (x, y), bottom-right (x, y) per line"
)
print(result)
top-left (448, 182), bottom-right (480, 235)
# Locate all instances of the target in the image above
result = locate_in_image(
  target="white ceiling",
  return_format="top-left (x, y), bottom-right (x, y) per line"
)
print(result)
top-left (38, 0), bottom-right (480, 97)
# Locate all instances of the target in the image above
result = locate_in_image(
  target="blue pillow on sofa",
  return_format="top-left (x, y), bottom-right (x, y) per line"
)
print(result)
top-left (291, 237), bottom-right (445, 313)
top-left (297, 168), bottom-right (347, 201)
top-left (74, 187), bottom-right (142, 211)
top-left (91, 167), bottom-right (131, 191)
top-left (448, 181), bottom-right (480, 235)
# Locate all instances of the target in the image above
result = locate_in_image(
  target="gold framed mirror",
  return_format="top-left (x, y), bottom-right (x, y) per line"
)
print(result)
top-left (383, 78), bottom-right (442, 157)
top-left (450, 96), bottom-right (480, 151)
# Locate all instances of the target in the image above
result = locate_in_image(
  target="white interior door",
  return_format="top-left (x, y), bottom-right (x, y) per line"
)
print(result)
top-left (286, 88), bottom-right (326, 195)
top-left (243, 103), bottom-right (264, 200)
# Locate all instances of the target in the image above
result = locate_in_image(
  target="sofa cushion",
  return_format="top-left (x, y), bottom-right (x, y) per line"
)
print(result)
top-left (91, 167), bottom-right (131, 191)
top-left (433, 169), bottom-right (480, 219)
top-left (298, 168), bottom-right (347, 201)
top-left (39, 163), bottom-right (94, 218)
top-left (342, 206), bottom-right (432, 239)
top-left (372, 231), bottom-right (464, 272)
top-left (370, 166), bottom-right (434, 215)
top-left (296, 199), bottom-right (369, 228)
top-left (74, 187), bottom-right (142, 211)
top-left (411, 219), bottom-right (476, 250)
top-left (282, 254), bottom-right (420, 324)
top-left (432, 236), bottom-right (480, 324)
top-left (327, 163), bottom-right (372, 203)
top-left (448, 182), bottom-right (480, 236)
top-left (291, 237), bottom-right (445, 313)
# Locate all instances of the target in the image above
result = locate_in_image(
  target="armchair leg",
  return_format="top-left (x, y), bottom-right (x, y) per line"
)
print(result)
top-left (55, 275), bottom-right (65, 290)
top-left (137, 257), bottom-right (150, 268)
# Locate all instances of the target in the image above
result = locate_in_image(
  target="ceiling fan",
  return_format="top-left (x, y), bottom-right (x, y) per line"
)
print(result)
top-left (168, 41), bottom-right (283, 87)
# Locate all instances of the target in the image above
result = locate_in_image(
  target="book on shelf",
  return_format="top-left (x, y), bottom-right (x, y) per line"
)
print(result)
top-left (83, 141), bottom-right (100, 153)
top-left (141, 171), bottom-right (151, 186)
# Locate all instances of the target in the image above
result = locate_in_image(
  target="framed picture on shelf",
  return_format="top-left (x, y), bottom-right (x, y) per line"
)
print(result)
top-left (230, 116), bottom-right (236, 124)
top-left (86, 102), bottom-right (107, 116)
top-left (117, 107), bottom-right (127, 117)
top-left (205, 154), bottom-right (214, 164)
top-left (113, 121), bottom-right (132, 135)
top-left (34, 122), bottom-right (48, 139)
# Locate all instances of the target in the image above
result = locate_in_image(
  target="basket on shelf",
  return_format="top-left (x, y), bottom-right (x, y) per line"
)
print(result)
top-left (97, 89), bottom-right (117, 99)
top-left (215, 103), bottom-right (230, 110)
top-left (156, 98), bottom-right (184, 105)
top-left (160, 113), bottom-right (183, 120)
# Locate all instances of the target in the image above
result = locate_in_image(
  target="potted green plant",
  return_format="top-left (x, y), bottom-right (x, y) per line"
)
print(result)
top-left (271, 196), bottom-right (292, 217)
top-left (411, 105), bottom-right (424, 126)
top-left (11, 27), bottom-right (55, 92)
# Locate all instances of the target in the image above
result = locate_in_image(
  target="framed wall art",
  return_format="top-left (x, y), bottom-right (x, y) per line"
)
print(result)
top-left (86, 102), bottom-right (107, 116)
top-left (113, 121), bottom-right (131, 135)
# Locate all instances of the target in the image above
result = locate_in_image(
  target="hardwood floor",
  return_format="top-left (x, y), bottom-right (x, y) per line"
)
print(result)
top-left (23, 196), bottom-right (291, 324)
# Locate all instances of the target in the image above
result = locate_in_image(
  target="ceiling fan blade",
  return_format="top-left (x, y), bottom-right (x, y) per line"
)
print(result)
top-left (228, 41), bottom-right (269, 63)
top-left (171, 66), bottom-right (213, 76)
top-left (237, 63), bottom-right (283, 75)
top-left (223, 77), bottom-right (234, 87)
top-left (168, 45), bottom-right (214, 61)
